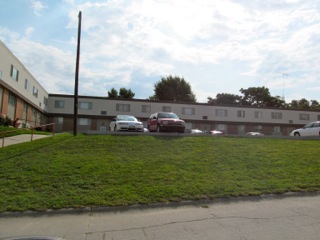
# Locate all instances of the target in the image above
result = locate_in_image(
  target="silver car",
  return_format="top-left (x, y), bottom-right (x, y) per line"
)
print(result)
top-left (290, 121), bottom-right (320, 136)
top-left (109, 115), bottom-right (144, 132)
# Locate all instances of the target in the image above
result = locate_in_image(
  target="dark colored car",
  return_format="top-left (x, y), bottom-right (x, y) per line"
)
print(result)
top-left (147, 112), bottom-right (185, 133)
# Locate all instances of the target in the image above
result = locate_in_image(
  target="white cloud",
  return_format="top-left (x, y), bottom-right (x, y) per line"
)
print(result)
top-left (31, 0), bottom-right (47, 16)
top-left (1, 0), bottom-right (320, 103)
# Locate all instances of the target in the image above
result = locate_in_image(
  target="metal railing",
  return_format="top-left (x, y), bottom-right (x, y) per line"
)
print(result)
top-left (1, 123), bottom-right (55, 148)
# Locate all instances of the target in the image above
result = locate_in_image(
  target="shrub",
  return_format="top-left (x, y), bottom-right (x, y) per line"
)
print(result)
top-left (0, 113), bottom-right (13, 126)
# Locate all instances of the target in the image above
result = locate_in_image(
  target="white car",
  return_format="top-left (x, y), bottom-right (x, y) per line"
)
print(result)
top-left (109, 115), bottom-right (144, 132)
top-left (290, 121), bottom-right (320, 136)
top-left (191, 129), bottom-right (203, 134)
top-left (246, 132), bottom-right (264, 136)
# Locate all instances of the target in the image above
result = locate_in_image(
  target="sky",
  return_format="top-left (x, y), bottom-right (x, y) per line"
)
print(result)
top-left (0, 0), bottom-right (319, 103)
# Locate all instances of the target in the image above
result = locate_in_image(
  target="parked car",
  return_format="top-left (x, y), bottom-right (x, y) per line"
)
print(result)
top-left (109, 115), bottom-right (144, 132)
top-left (290, 121), bottom-right (320, 136)
top-left (210, 130), bottom-right (224, 135)
top-left (246, 132), bottom-right (264, 136)
top-left (147, 112), bottom-right (185, 133)
top-left (191, 129), bottom-right (203, 134)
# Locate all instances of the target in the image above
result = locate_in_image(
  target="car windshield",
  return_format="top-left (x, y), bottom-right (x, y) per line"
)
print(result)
top-left (158, 113), bottom-right (179, 119)
top-left (117, 116), bottom-right (137, 121)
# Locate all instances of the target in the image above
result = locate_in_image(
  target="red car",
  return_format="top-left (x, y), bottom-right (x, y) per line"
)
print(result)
top-left (147, 112), bottom-right (185, 133)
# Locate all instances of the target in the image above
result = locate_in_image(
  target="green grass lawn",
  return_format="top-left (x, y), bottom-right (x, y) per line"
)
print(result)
top-left (0, 133), bottom-right (319, 212)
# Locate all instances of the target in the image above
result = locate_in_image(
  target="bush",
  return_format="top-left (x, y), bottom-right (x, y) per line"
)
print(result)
top-left (0, 113), bottom-right (13, 127)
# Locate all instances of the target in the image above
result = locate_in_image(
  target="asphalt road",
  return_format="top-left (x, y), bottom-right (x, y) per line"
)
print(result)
top-left (0, 193), bottom-right (319, 240)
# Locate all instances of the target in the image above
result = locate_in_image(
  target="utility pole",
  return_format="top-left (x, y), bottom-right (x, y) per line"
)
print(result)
top-left (73, 11), bottom-right (82, 136)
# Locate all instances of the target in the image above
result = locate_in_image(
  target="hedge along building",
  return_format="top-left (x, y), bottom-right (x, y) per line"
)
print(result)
top-left (1, 40), bottom-right (320, 134)
top-left (0, 40), bottom-right (49, 128)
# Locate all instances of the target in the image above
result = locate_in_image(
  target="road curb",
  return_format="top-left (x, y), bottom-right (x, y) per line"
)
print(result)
top-left (1, 191), bottom-right (319, 217)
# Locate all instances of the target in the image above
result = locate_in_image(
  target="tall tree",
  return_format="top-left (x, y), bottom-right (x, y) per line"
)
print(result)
top-left (239, 86), bottom-right (273, 107)
top-left (150, 75), bottom-right (196, 102)
top-left (298, 98), bottom-right (310, 109)
top-left (107, 87), bottom-right (135, 99)
top-left (119, 87), bottom-right (135, 99)
top-left (310, 100), bottom-right (320, 110)
top-left (107, 88), bottom-right (118, 98)
top-left (207, 93), bottom-right (242, 105)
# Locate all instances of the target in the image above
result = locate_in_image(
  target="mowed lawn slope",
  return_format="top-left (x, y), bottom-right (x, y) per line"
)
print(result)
top-left (0, 133), bottom-right (319, 212)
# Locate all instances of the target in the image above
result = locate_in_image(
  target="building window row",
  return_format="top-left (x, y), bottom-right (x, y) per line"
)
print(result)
top-left (53, 100), bottom-right (316, 122)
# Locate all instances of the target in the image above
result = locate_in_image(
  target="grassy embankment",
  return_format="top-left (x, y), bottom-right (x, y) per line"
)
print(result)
top-left (0, 133), bottom-right (319, 212)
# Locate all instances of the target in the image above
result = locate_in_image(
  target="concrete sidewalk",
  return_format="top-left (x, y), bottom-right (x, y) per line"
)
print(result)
top-left (1, 134), bottom-right (50, 147)
top-left (0, 194), bottom-right (319, 240)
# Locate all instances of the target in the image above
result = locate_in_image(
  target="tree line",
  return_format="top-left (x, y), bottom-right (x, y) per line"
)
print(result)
top-left (107, 76), bottom-right (320, 110)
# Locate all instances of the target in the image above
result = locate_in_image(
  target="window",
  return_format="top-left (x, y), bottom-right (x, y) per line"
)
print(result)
top-left (299, 114), bottom-right (310, 121)
top-left (33, 86), bottom-right (38, 98)
top-left (8, 93), bottom-right (16, 106)
top-left (54, 100), bottom-right (65, 108)
top-left (216, 124), bottom-right (226, 131)
top-left (203, 116), bottom-right (208, 120)
top-left (255, 111), bottom-right (262, 118)
top-left (182, 107), bottom-right (195, 115)
top-left (162, 106), bottom-right (171, 112)
top-left (79, 118), bottom-right (90, 126)
top-left (256, 126), bottom-right (262, 131)
top-left (274, 126), bottom-right (281, 133)
top-left (57, 117), bottom-right (63, 125)
top-left (25, 79), bottom-right (29, 90)
top-left (271, 112), bottom-right (282, 119)
top-left (43, 97), bottom-right (48, 106)
top-left (116, 104), bottom-right (130, 112)
top-left (101, 111), bottom-right (107, 115)
top-left (10, 65), bottom-right (19, 81)
top-left (142, 105), bottom-right (151, 113)
top-left (238, 125), bottom-right (245, 133)
top-left (79, 102), bottom-right (92, 110)
top-left (237, 110), bottom-right (245, 118)
top-left (215, 109), bottom-right (228, 117)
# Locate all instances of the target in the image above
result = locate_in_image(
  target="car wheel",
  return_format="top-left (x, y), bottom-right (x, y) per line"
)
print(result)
top-left (157, 124), bottom-right (162, 132)
top-left (294, 132), bottom-right (300, 136)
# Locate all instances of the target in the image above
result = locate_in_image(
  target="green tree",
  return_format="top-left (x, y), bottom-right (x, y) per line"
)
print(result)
top-left (119, 87), bottom-right (135, 99)
top-left (240, 86), bottom-right (276, 107)
top-left (150, 75), bottom-right (196, 102)
top-left (207, 93), bottom-right (242, 105)
top-left (107, 88), bottom-right (118, 98)
top-left (310, 100), bottom-right (320, 110)
top-left (298, 98), bottom-right (310, 109)
top-left (107, 88), bottom-right (135, 99)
